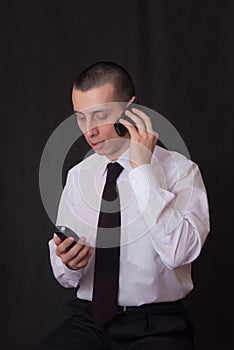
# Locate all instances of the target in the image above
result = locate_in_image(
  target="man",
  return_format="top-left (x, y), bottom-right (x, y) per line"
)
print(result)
top-left (37, 62), bottom-right (210, 349)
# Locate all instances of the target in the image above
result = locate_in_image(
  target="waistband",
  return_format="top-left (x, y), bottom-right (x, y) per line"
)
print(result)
top-left (72, 298), bottom-right (184, 315)
top-left (116, 300), bottom-right (184, 314)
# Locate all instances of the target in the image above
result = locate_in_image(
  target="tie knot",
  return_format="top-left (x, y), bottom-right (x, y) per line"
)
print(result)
top-left (106, 162), bottom-right (123, 184)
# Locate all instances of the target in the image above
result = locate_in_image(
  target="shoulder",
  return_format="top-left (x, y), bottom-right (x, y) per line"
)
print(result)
top-left (65, 153), bottom-right (105, 183)
top-left (153, 145), bottom-right (199, 181)
top-left (154, 145), bottom-right (195, 166)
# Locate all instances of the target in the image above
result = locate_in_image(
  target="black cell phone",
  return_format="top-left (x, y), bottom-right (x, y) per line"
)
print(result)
top-left (54, 225), bottom-right (80, 248)
top-left (114, 103), bottom-right (137, 137)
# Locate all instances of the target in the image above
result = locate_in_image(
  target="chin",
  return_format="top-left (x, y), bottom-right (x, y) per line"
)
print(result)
top-left (95, 148), bottom-right (116, 159)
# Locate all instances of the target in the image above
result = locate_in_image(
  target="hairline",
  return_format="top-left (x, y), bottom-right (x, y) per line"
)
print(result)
top-left (72, 80), bottom-right (129, 102)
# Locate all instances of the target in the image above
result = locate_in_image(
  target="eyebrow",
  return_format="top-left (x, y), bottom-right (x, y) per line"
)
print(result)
top-left (73, 110), bottom-right (84, 115)
top-left (73, 107), bottom-right (112, 116)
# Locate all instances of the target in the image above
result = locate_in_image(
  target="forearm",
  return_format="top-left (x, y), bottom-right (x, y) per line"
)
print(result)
top-left (148, 214), bottom-right (205, 269)
top-left (129, 159), bottom-right (210, 269)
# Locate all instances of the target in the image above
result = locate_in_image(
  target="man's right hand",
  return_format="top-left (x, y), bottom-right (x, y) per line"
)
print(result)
top-left (54, 235), bottom-right (94, 270)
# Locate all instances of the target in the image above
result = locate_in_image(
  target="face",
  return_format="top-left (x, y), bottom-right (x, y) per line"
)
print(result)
top-left (72, 83), bottom-right (134, 161)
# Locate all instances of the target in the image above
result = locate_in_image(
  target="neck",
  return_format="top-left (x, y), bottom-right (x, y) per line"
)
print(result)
top-left (108, 142), bottom-right (130, 162)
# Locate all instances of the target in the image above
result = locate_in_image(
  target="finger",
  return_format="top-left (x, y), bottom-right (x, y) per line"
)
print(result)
top-left (78, 236), bottom-right (87, 245)
top-left (65, 237), bottom-right (87, 258)
top-left (60, 243), bottom-right (85, 265)
top-left (56, 237), bottom-right (76, 255)
top-left (54, 234), bottom-right (62, 246)
top-left (124, 110), bottom-right (147, 135)
top-left (68, 246), bottom-right (93, 269)
top-left (76, 247), bottom-right (94, 269)
top-left (73, 245), bottom-right (91, 264)
top-left (131, 108), bottom-right (154, 133)
top-left (119, 118), bottom-right (139, 139)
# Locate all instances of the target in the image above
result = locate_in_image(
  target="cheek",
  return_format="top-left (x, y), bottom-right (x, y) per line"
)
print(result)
top-left (100, 124), bottom-right (117, 139)
top-left (77, 120), bottom-right (86, 134)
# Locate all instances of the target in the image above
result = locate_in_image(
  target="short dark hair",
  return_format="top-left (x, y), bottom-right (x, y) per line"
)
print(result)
top-left (73, 61), bottom-right (135, 101)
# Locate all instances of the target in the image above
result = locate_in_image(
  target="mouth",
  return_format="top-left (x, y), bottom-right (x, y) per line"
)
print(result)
top-left (90, 140), bottom-right (105, 149)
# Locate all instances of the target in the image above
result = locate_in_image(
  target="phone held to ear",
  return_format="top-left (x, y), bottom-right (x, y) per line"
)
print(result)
top-left (54, 225), bottom-right (80, 248)
top-left (114, 102), bottom-right (137, 137)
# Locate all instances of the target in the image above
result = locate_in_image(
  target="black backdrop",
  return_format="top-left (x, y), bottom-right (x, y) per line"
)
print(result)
top-left (1, 1), bottom-right (233, 349)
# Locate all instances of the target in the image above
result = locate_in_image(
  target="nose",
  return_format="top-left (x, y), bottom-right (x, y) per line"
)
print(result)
top-left (85, 126), bottom-right (99, 137)
top-left (83, 120), bottom-right (99, 137)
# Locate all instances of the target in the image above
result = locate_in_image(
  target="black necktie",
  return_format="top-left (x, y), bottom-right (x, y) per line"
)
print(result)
top-left (92, 162), bottom-right (124, 328)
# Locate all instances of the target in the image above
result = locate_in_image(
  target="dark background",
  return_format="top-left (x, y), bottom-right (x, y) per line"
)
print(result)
top-left (1, 0), bottom-right (233, 349)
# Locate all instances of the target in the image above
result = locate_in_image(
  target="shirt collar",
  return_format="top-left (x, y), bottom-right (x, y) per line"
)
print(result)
top-left (97, 148), bottom-right (132, 177)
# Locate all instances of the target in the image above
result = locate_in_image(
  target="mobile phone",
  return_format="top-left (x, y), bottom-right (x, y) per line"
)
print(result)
top-left (54, 225), bottom-right (80, 248)
top-left (114, 103), bottom-right (137, 137)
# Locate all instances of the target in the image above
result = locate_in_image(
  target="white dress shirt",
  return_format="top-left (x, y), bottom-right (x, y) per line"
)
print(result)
top-left (49, 145), bottom-right (210, 306)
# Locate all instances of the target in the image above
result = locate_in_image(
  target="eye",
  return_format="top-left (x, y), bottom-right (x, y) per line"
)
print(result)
top-left (94, 113), bottom-right (108, 120)
top-left (75, 113), bottom-right (85, 121)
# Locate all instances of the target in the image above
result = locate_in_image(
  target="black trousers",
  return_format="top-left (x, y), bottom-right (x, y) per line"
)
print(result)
top-left (35, 298), bottom-right (194, 350)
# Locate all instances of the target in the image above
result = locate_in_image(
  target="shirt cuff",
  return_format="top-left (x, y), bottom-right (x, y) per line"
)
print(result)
top-left (49, 239), bottom-right (87, 287)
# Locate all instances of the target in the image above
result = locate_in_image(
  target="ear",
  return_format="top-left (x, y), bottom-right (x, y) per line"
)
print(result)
top-left (127, 96), bottom-right (137, 106)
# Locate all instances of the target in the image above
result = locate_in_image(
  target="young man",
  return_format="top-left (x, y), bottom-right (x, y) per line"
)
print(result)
top-left (37, 62), bottom-right (210, 349)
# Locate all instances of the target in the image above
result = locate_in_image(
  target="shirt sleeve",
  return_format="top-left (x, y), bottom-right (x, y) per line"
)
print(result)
top-left (48, 170), bottom-right (88, 288)
top-left (128, 153), bottom-right (210, 270)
